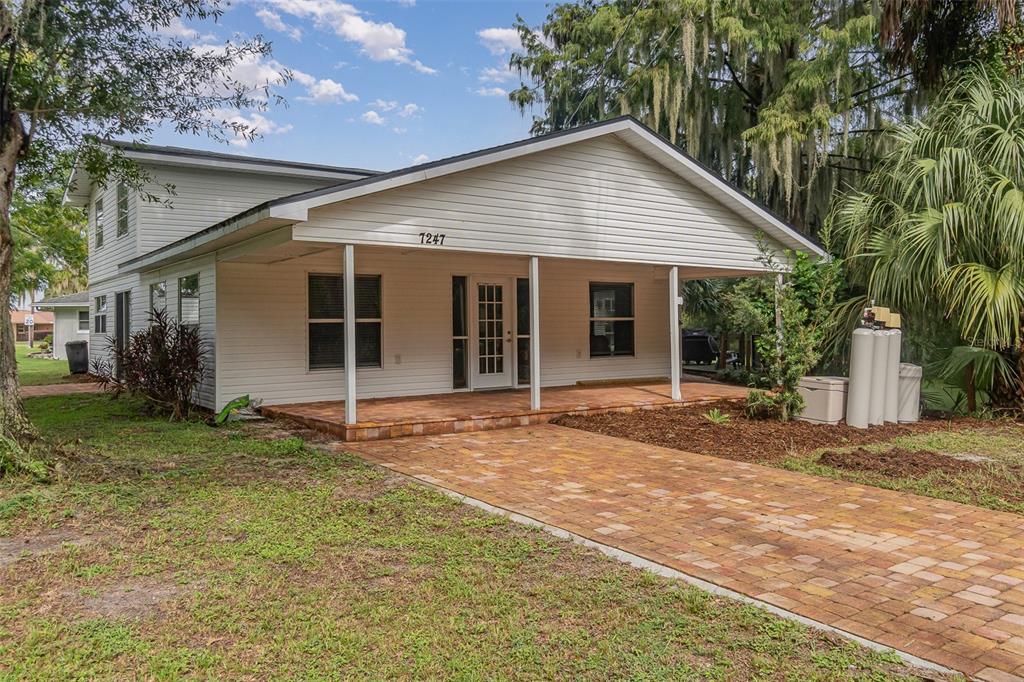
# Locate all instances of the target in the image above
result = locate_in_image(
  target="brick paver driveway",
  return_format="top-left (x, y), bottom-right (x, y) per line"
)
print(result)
top-left (349, 425), bottom-right (1024, 680)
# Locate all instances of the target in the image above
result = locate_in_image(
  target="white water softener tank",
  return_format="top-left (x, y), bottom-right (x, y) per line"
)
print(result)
top-left (884, 329), bottom-right (902, 423)
top-left (846, 327), bottom-right (875, 429)
top-left (868, 329), bottom-right (890, 425)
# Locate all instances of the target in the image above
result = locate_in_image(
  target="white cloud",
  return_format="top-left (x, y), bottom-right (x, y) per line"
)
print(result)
top-left (397, 103), bottom-right (420, 117)
top-left (392, 126), bottom-right (407, 134)
top-left (477, 27), bottom-right (521, 55)
top-left (476, 86), bottom-right (507, 97)
top-left (263, 0), bottom-right (436, 74)
top-left (394, 0), bottom-right (416, 5)
top-left (256, 8), bottom-right (303, 40)
top-left (372, 99), bottom-right (398, 111)
top-left (479, 65), bottom-right (517, 83)
top-left (212, 109), bottom-right (293, 147)
top-left (157, 17), bottom-right (201, 41)
top-left (361, 110), bottom-right (386, 125)
top-left (299, 76), bottom-right (358, 102)
top-left (412, 153), bottom-right (429, 163)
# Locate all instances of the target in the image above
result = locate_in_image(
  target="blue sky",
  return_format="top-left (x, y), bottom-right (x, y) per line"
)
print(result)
top-left (155, 0), bottom-right (551, 172)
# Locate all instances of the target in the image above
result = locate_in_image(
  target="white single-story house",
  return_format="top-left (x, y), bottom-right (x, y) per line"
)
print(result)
top-left (33, 292), bottom-right (90, 360)
top-left (66, 116), bottom-right (823, 432)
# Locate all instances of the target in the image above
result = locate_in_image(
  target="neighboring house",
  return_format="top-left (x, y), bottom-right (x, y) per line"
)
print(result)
top-left (64, 116), bottom-right (824, 421)
top-left (10, 309), bottom-right (54, 343)
top-left (34, 292), bottom-right (90, 360)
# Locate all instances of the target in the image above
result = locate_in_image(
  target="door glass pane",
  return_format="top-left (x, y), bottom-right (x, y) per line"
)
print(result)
top-left (517, 337), bottom-right (530, 384)
top-left (453, 339), bottom-right (467, 389)
top-left (452, 277), bottom-right (466, 337)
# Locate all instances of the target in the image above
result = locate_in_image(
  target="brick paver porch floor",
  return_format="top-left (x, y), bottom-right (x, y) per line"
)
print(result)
top-left (348, 425), bottom-right (1024, 680)
top-left (264, 379), bottom-right (747, 441)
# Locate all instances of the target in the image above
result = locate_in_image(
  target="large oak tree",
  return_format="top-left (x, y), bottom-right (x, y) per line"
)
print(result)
top-left (0, 1), bottom-right (281, 454)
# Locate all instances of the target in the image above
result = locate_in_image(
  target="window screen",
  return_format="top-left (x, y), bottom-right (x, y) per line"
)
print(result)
top-left (589, 282), bottom-right (635, 357)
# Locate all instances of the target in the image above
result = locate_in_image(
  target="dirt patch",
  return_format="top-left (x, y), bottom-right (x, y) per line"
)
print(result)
top-left (552, 399), bottom-right (977, 464)
top-left (818, 447), bottom-right (986, 477)
top-left (0, 530), bottom-right (93, 567)
top-left (64, 579), bottom-right (187, 620)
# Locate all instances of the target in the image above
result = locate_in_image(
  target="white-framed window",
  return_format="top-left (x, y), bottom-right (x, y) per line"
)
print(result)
top-left (307, 273), bottom-right (381, 370)
top-left (589, 282), bottom-right (635, 357)
top-left (77, 310), bottom-right (90, 332)
top-left (150, 281), bottom-right (167, 317)
top-left (94, 295), bottom-right (108, 334)
top-left (178, 274), bottom-right (199, 327)
top-left (116, 183), bottom-right (129, 237)
top-left (94, 198), bottom-right (105, 248)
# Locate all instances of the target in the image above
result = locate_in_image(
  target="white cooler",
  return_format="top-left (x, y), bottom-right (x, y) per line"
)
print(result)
top-left (797, 376), bottom-right (849, 425)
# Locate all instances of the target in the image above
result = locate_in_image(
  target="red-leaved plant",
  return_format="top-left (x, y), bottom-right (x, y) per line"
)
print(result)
top-left (93, 309), bottom-right (207, 420)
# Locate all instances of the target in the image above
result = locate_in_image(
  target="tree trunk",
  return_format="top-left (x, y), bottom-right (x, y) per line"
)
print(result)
top-left (0, 114), bottom-right (36, 447)
top-left (717, 333), bottom-right (729, 369)
top-left (964, 361), bottom-right (977, 414)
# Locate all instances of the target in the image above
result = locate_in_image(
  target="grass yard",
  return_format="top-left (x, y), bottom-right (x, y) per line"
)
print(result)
top-left (0, 394), bottom-right (940, 680)
top-left (782, 426), bottom-right (1024, 515)
top-left (15, 343), bottom-right (76, 386)
top-left (555, 400), bottom-right (1024, 517)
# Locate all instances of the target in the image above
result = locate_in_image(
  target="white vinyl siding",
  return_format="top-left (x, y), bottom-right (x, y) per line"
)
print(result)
top-left (87, 182), bottom-right (135, 285)
top-left (139, 256), bottom-right (216, 409)
top-left (215, 247), bottom-right (672, 409)
top-left (135, 166), bottom-right (344, 254)
top-left (292, 135), bottom-right (788, 270)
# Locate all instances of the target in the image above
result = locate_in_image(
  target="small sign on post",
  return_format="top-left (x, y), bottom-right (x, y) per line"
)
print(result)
top-left (25, 315), bottom-right (34, 348)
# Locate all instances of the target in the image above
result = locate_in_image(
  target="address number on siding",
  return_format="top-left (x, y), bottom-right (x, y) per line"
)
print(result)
top-left (419, 232), bottom-right (446, 246)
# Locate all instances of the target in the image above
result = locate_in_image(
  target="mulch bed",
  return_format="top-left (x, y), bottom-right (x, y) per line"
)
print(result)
top-left (551, 399), bottom-right (975, 464)
top-left (817, 447), bottom-right (983, 478)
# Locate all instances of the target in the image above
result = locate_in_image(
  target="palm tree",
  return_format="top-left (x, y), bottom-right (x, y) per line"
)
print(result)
top-left (830, 65), bottom-right (1024, 409)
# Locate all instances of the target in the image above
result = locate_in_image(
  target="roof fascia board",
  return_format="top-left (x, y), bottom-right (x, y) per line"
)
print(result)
top-left (274, 118), bottom-right (635, 220)
top-left (123, 149), bottom-right (367, 181)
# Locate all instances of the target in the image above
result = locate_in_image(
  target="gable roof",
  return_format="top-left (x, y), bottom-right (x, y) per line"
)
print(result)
top-left (122, 116), bottom-right (826, 273)
top-left (35, 291), bottom-right (90, 308)
top-left (64, 140), bottom-right (378, 207)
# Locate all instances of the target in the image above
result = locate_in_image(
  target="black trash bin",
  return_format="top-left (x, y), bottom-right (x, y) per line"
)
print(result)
top-left (65, 340), bottom-right (89, 374)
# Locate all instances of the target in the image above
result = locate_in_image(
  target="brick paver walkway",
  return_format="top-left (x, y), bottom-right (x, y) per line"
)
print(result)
top-left (349, 425), bottom-right (1024, 680)
top-left (20, 382), bottom-right (103, 397)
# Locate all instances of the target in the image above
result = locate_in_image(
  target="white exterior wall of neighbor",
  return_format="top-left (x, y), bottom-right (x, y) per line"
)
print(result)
top-left (292, 135), bottom-right (787, 270)
top-left (50, 307), bottom-right (90, 360)
top-left (137, 255), bottom-right (217, 408)
top-left (215, 247), bottom-right (673, 409)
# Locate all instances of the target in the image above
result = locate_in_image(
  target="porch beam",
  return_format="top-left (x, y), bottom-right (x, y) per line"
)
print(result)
top-left (529, 256), bottom-right (541, 410)
top-left (669, 266), bottom-right (681, 401)
top-left (344, 244), bottom-right (357, 424)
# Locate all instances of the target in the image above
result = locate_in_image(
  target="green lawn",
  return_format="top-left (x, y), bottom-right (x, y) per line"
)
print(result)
top-left (0, 394), bottom-right (938, 680)
top-left (15, 343), bottom-right (76, 386)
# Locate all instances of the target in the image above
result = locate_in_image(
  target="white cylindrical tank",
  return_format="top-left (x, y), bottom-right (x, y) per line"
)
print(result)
top-left (898, 363), bottom-right (923, 422)
top-left (869, 329), bottom-right (889, 425)
top-left (846, 328), bottom-right (875, 429)
top-left (884, 329), bottom-right (902, 423)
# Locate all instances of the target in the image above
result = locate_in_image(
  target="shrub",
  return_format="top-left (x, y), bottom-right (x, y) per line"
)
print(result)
top-left (745, 388), bottom-right (804, 421)
top-left (93, 309), bottom-right (207, 420)
top-left (702, 408), bottom-right (731, 425)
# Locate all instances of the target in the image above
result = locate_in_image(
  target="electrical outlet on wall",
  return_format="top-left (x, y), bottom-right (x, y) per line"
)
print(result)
top-left (394, 354), bottom-right (402, 365)
top-left (576, 349), bottom-right (582, 359)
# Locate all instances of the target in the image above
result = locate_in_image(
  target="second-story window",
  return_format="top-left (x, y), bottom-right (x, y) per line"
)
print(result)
top-left (95, 198), bottom-right (105, 248)
top-left (116, 183), bottom-right (129, 237)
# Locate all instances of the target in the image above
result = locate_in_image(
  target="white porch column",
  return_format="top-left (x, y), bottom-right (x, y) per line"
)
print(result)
top-left (529, 256), bottom-right (541, 410)
top-left (344, 244), bottom-right (357, 424)
top-left (669, 266), bottom-right (681, 401)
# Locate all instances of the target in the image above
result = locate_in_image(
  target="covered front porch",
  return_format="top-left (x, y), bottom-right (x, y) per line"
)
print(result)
top-left (261, 377), bottom-right (747, 441)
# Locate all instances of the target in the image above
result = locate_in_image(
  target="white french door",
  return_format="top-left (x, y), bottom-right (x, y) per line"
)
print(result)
top-left (471, 277), bottom-right (513, 389)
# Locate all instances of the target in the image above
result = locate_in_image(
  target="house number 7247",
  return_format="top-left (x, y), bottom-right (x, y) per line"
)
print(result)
top-left (418, 232), bottom-right (446, 246)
